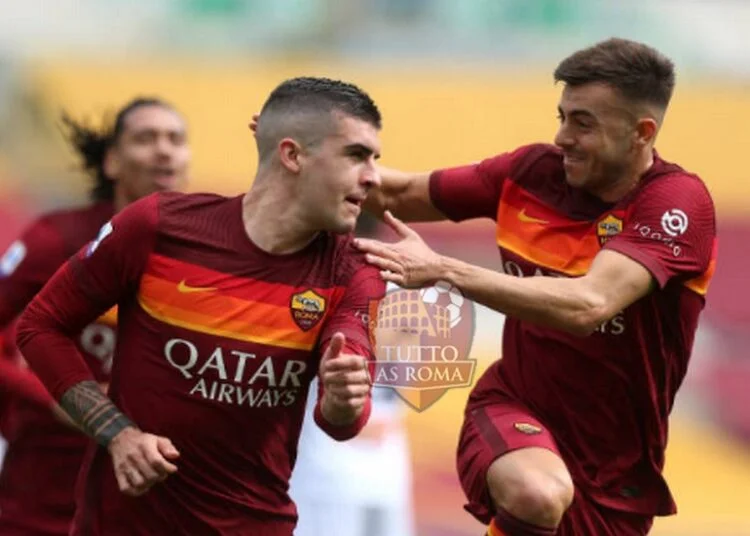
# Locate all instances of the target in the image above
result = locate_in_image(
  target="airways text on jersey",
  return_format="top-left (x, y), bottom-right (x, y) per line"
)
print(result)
top-left (164, 338), bottom-right (307, 407)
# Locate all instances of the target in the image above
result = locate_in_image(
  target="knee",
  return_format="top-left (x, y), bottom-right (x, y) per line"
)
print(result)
top-left (488, 463), bottom-right (574, 527)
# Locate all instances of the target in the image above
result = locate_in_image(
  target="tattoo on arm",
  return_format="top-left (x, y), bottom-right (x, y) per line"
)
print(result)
top-left (59, 381), bottom-right (135, 446)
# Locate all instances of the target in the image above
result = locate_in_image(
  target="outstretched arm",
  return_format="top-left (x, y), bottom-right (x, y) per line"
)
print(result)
top-left (356, 212), bottom-right (654, 336)
top-left (364, 167), bottom-right (447, 222)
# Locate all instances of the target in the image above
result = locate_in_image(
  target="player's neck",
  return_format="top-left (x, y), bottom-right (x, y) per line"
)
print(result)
top-left (113, 188), bottom-right (129, 214)
top-left (241, 181), bottom-right (320, 255)
top-left (595, 149), bottom-right (654, 203)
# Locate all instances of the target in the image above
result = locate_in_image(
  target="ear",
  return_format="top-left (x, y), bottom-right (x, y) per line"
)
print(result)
top-left (278, 138), bottom-right (303, 174)
top-left (103, 147), bottom-right (120, 180)
top-left (634, 117), bottom-right (658, 147)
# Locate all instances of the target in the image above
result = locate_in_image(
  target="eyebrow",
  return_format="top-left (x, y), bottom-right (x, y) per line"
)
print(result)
top-left (130, 126), bottom-right (186, 136)
top-left (557, 106), bottom-right (597, 121)
top-left (344, 142), bottom-right (381, 160)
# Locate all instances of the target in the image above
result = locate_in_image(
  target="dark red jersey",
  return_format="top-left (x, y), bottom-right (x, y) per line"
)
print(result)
top-left (17, 192), bottom-right (384, 535)
top-left (431, 144), bottom-right (717, 516)
top-left (0, 202), bottom-right (114, 535)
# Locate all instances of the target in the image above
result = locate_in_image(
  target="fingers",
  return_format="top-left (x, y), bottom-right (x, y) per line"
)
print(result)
top-left (383, 210), bottom-right (414, 239)
top-left (364, 254), bottom-right (403, 275)
top-left (380, 270), bottom-right (405, 285)
top-left (157, 437), bottom-right (181, 463)
top-left (321, 353), bottom-right (371, 401)
top-left (321, 332), bottom-right (346, 363)
top-left (320, 352), bottom-right (367, 373)
top-left (112, 433), bottom-right (179, 497)
top-left (354, 238), bottom-right (394, 259)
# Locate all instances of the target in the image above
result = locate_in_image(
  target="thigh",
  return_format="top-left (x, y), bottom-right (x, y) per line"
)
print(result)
top-left (372, 503), bottom-right (415, 536)
top-left (456, 402), bottom-right (564, 524)
top-left (558, 491), bottom-right (654, 536)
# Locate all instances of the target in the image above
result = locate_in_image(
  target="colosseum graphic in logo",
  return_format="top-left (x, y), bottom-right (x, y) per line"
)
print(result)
top-left (367, 281), bottom-right (476, 412)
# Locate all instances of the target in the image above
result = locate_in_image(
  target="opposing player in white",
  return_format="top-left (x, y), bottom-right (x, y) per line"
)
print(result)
top-left (291, 292), bottom-right (415, 536)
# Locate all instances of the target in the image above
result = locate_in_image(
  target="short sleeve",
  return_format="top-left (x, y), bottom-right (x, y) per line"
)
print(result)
top-left (428, 146), bottom-right (533, 222)
top-left (604, 174), bottom-right (716, 288)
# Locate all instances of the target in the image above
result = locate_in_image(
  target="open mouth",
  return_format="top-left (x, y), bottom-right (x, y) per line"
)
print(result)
top-left (345, 195), bottom-right (364, 209)
top-left (152, 168), bottom-right (179, 187)
top-left (563, 153), bottom-right (586, 165)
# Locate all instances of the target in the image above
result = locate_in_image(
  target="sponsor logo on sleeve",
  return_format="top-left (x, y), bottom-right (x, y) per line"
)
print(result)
top-left (0, 240), bottom-right (26, 277)
top-left (86, 221), bottom-right (114, 257)
top-left (514, 422), bottom-right (543, 435)
top-left (661, 209), bottom-right (689, 237)
top-left (633, 221), bottom-right (683, 257)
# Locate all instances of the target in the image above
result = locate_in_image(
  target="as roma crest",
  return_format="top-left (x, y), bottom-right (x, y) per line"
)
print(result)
top-left (290, 289), bottom-right (327, 331)
top-left (597, 214), bottom-right (623, 246)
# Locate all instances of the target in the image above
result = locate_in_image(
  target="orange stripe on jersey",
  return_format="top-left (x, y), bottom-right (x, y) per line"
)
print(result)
top-left (136, 262), bottom-right (345, 350)
top-left (683, 241), bottom-right (718, 296)
top-left (144, 253), bottom-right (336, 308)
top-left (96, 306), bottom-right (118, 327)
top-left (496, 184), bottom-right (597, 276)
top-left (486, 519), bottom-right (506, 536)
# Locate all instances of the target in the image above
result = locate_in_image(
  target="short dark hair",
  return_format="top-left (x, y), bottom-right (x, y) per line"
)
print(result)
top-left (261, 77), bottom-right (381, 129)
top-left (255, 77), bottom-right (381, 161)
top-left (553, 38), bottom-right (675, 110)
top-left (61, 97), bottom-right (177, 202)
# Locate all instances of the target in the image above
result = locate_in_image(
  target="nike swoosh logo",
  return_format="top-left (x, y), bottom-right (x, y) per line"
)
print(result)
top-left (518, 208), bottom-right (549, 225)
top-left (177, 280), bottom-right (217, 294)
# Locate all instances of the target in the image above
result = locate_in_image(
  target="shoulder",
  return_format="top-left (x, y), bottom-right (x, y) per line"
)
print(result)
top-left (505, 143), bottom-right (562, 180)
top-left (157, 191), bottom-right (232, 215)
top-left (330, 233), bottom-right (381, 286)
top-left (36, 202), bottom-right (105, 230)
top-left (631, 156), bottom-right (715, 214)
top-left (26, 202), bottom-right (113, 253)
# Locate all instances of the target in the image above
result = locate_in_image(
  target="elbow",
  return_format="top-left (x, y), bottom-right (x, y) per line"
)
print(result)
top-left (562, 293), bottom-right (611, 337)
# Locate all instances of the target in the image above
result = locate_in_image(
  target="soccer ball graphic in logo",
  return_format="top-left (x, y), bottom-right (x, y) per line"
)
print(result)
top-left (420, 280), bottom-right (465, 329)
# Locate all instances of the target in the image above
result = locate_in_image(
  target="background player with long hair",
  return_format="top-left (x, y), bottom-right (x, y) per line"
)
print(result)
top-left (0, 97), bottom-right (190, 535)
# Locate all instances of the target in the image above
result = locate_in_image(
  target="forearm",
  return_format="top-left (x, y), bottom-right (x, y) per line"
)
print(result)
top-left (59, 380), bottom-right (134, 446)
top-left (440, 257), bottom-right (606, 335)
top-left (365, 168), bottom-right (443, 222)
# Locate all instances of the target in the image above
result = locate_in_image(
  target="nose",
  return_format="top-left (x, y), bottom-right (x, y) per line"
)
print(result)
top-left (362, 162), bottom-right (381, 189)
top-left (155, 134), bottom-right (175, 158)
top-left (554, 124), bottom-right (573, 150)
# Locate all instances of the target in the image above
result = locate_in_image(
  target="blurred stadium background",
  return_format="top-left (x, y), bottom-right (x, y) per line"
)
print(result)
top-left (1, 1), bottom-right (749, 535)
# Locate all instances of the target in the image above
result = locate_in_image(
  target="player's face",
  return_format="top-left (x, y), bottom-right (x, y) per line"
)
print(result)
top-left (107, 105), bottom-right (190, 203)
top-left (554, 82), bottom-right (639, 196)
top-left (300, 113), bottom-right (381, 234)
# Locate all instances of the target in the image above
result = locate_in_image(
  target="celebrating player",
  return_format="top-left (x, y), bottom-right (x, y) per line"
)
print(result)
top-left (0, 97), bottom-right (189, 535)
top-left (358, 38), bottom-right (717, 535)
top-left (17, 77), bottom-right (385, 535)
